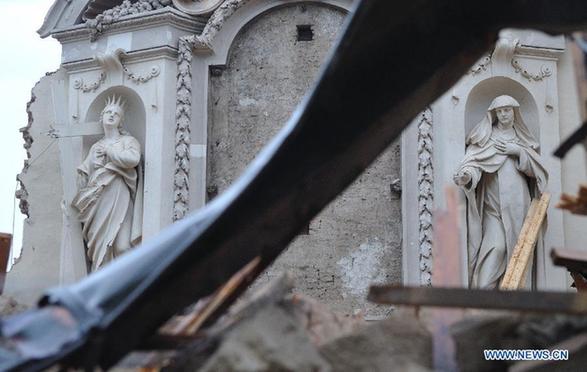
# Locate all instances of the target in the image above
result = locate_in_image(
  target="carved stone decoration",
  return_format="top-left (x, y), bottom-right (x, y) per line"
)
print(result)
top-left (193, 0), bottom-right (253, 50)
top-left (85, 0), bottom-right (175, 41)
top-left (469, 54), bottom-right (491, 75)
top-left (173, 36), bottom-right (194, 221)
top-left (73, 72), bottom-right (106, 93)
top-left (453, 95), bottom-right (548, 289)
top-left (71, 95), bottom-right (143, 271)
top-left (123, 65), bottom-right (161, 84)
top-left (417, 108), bottom-right (433, 286)
top-left (173, 0), bottom-right (224, 15)
top-left (511, 59), bottom-right (552, 82)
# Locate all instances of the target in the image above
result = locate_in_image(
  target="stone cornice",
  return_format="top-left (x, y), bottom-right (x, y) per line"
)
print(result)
top-left (52, 8), bottom-right (206, 44)
top-left (516, 44), bottom-right (565, 60)
top-left (62, 46), bottom-right (178, 72)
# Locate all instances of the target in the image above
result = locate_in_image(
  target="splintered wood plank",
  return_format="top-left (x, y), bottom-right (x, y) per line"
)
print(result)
top-left (500, 193), bottom-right (550, 290)
top-left (160, 257), bottom-right (261, 337)
top-left (368, 286), bottom-right (587, 314)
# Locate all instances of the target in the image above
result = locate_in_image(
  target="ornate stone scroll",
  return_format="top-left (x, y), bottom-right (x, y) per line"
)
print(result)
top-left (417, 108), bottom-right (434, 286)
top-left (85, 0), bottom-right (175, 41)
top-left (192, 0), bottom-right (253, 50)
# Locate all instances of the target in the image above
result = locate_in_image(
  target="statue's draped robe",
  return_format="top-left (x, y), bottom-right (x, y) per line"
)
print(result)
top-left (457, 124), bottom-right (547, 288)
top-left (72, 135), bottom-right (143, 271)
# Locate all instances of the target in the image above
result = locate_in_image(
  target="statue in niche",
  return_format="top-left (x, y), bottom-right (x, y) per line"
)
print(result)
top-left (72, 95), bottom-right (143, 271)
top-left (453, 95), bottom-right (548, 289)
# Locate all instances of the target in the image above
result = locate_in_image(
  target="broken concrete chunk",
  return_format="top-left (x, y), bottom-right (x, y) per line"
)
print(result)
top-left (319, 312), bottom-right (432, 372)
top-left (200, 304), bottom-right (331, 372)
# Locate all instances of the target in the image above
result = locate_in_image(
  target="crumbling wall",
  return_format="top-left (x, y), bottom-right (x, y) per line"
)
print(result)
top-left (207, 3), bottom-right (402, 318)
top-left (5, 70), bottom-right (66, 305)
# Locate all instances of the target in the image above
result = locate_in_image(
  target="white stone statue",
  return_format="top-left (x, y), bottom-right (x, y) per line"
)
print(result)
top-left (453, 95), bottom-right (548, 289)
top-left (72, 95), bottom-right (143, 271)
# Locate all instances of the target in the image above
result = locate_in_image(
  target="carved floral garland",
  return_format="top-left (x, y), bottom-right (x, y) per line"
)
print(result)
top-left (417, 108), bottom-right (433, 286)
top-left (511, 59), bottom-right (552, 82)
top-left (172, 0), bottom-right (253, 219)
top-left (73, 72), bottom-right (107, 93)
top-left (123, 65), bottom-right (161, 84)
top-left (173, 35), bottom-right (195, 221)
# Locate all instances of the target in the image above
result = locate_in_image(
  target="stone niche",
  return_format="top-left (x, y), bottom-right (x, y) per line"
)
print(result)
top-left (427, 30), bottom-right (587, 290)
top-left (7, 4), bottom-right (204, 305)
top-left (205, 3), bottom-right (402, 318)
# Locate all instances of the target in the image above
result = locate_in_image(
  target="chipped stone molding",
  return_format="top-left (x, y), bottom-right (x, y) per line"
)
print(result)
top-left (417, 108), bottom-right (433, 286)
top-left (52, 7), bottom-right (206, 44)
top-left (173, 35), bottom-right (195, 221)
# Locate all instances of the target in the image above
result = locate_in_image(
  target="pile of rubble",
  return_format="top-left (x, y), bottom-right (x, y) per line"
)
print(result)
top-left (109, 274), bottom-right (587, 372)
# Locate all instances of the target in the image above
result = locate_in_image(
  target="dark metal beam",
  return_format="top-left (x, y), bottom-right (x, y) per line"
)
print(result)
top-left (369, 286), bottom-right (587, 314)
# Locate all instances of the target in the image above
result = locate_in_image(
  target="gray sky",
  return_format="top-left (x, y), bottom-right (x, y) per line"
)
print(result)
top-left (0, 0), bottom-right (61, 262)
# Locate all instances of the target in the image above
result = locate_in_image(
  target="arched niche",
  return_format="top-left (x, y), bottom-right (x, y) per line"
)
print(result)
top-left (207, 2), bottom-right (348, 194)
top-left (202, 0), bottom-right (353, 66)
top-left (465, 77), bottom-right (540, 147)
top-left (83, 86), bottom-right (146, 156)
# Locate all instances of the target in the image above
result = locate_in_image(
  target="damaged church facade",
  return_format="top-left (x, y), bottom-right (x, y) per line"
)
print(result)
top-left (7, 0), bottom-right (587, 316)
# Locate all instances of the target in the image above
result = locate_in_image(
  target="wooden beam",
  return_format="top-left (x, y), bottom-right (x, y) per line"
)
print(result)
top-left (500, 193), bottom-right (550, 290)
top-left (0, 233), bottom-right (11, 294)
top-left (551, 248), bottom-right (587, 292)
top-left (368, 286), bottom-right (587, 314)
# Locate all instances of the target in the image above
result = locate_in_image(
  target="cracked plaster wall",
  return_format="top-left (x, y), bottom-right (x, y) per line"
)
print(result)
top-left (207, 3), bottom-right (402, 318)
top-left (5, 70), bottom-right (66, 305)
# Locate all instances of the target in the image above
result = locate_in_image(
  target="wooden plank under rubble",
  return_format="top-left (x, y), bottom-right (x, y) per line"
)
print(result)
top-left (500, 193), bottom-right (550, 290)
top-left (368, 286), bottom-right (587, 314)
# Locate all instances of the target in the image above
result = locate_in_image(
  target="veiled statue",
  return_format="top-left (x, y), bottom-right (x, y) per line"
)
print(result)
top-left (72, 95), bottom-right (143, 271)
top-left (453, 95), bottom-right (548, 289)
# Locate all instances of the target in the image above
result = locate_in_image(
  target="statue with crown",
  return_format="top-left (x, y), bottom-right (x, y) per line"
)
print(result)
top-left (72, 95), bottom-right (143, 272)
